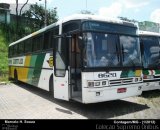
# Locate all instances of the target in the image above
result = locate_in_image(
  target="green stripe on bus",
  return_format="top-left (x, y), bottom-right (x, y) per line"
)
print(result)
top-left (27, 55), bottom-right (37, 84)
top-left (155, 69), bottom-right (160, 75)
top-left (143, 70), bottom-right (149, 75)
top-left (120, 70), bottom-right (135, 78)
top-left (31, 53), bottom-right (46, 86)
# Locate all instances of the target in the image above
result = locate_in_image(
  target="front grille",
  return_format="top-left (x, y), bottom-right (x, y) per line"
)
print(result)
top-left (109, 78), bottom-right (133, 86)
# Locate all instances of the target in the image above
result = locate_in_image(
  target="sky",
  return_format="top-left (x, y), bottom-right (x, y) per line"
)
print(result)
top-left (0, 0), bottom-right (160, 23)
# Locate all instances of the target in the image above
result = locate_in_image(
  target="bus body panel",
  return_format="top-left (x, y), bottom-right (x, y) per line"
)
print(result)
top-left (142, 69), bottom-right (160, 91)
top-left (53, 70), bottom-right (69, 101)
top-left (9, 52), bottom-right (53, 91)
top-left (143, 82), bottom-right (160, 91)
top-left (82, 84), bottom-right (142, 104)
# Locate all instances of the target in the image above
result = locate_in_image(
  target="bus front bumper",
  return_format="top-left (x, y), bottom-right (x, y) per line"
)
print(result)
top-left (142, 81), bottom-right (160, 91)
top-left (82, 83), bottom-right (143, 104)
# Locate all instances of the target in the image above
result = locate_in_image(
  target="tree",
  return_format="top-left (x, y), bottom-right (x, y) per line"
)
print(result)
top-left (15, 0), bottom-right (29, 40)
top-left (20, 0), bottom-right (29, 16)
top-left (118, 16), bottom-right (138, 23)
top-left (22, 3), bottom-right (58, 28)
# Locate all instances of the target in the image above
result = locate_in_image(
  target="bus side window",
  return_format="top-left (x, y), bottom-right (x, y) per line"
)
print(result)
top-left (8, 47), bottom-right (11, 57)
top-left (10, 46), bottom-right (13, 56)
top-left (51, 27), bottom-right (59, 49)
top-left (25, 39), bottom-right (32, 53)
top-left (24, 41), bottom-right (28, 53)
top-left (44, 31), bottom-right (51, 50)
top-left (33, 35), bottom-right (43, 52)
top-left (14, 44), bottom-right (18, 56)
top-left (18, 42), bottom-right (24, 55)
top-left (17, 43), bottom-right (20, 55)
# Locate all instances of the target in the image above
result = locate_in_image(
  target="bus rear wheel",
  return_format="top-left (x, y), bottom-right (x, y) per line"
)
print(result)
top-left (14, 70), bottom-right (18, 83)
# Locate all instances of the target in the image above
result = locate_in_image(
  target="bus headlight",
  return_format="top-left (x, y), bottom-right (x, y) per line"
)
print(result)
top-left (102, 81), bottom-right (106, 85)
top-left (88, 81), bottom-right (94, 87)
top-left (135, 78), bottom-right (138, 82)
top-left (95, 82), bottom-right (100, 86)
top-left (139, 77), bottom-right (143, 81)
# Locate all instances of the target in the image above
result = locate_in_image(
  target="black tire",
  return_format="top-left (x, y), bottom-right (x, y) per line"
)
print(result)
top-left (49, 75), bottom-right (54, 96)
top-left (14, 69), bottom-right (18, 83)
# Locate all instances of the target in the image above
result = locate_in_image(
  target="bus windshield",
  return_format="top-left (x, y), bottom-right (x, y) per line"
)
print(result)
top-left (142, 37), bottom-right (160, 68)
top-left (120, 35), bottom-right (141, 67)
top-left (83, 32), bottom-right (141, 68)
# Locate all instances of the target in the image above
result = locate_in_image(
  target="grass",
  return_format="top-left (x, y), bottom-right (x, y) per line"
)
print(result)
top-left (0, 74), bottom-right (8, 82)
top-left (0, 28), bottom-right (8, 82)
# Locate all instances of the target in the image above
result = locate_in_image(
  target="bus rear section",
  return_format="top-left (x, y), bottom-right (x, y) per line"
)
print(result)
top-left (139, 31), bottom-right (160, 91)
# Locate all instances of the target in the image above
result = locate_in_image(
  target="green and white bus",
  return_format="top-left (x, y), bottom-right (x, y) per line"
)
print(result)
top-left (139, 31), bottom-right (160, 91)
top-left (9, 14), bottom-right (143, 103)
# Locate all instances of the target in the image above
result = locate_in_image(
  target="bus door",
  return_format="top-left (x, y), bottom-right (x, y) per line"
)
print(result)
top-left (69, 33), bottom-right (82, 101)
top-left (53, 36), bottom-right (69, 101)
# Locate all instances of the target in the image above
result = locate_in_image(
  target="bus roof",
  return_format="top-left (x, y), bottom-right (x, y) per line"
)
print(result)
top-left (139, 30), bottom-right (160, 37)
top-left (9, 14), bottom-right (137, 47)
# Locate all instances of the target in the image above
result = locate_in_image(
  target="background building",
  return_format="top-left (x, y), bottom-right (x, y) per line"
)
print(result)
top-left (0, 3), bottom-right (10, 24)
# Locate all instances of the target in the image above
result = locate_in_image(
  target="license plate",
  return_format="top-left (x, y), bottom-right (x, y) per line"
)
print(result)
top-left (117, 88), bottom-right (127, 93)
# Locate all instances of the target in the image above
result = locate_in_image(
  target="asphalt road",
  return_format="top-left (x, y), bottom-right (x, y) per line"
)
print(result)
top-left (0, 83), bottom-right (160, 119)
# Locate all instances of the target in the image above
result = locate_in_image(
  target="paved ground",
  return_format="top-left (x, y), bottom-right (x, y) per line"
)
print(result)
top-left (0, 83), bottom-right (160, 119)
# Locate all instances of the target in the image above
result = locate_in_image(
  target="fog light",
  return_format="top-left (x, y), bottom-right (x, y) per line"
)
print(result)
top-left (146, 83), bottom-right (150, 86)
top-left (95, 82), bottom-right (100, 86)
top-left (138, 86), bottom-right (142, 90)
top-left (96, 92), bottom-right (100, 96)
top-left (88, 82), bottom-right (94, 87)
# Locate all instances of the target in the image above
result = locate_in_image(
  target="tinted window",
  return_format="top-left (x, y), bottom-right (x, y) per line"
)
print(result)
top-left (44, 31), bottom-right (52, 50)
top-left (62, 21), bottom-right (79, 33)
top-left (19, 42), bottom-right (24, 54)
top-left (141, 36), bottom-right (160, 68)
top-left (51, 27), bottom-right (59, 48)
top-left (13, 45), bottom-right (18, 56)
top-left (120, 36), bottom-right (141, 67)
top-left (25, 39), bottom-right (32, 53)
top-left (32, 35), bottom-right (43, 52)
top-left (83, 32), bottom-right (120, 67)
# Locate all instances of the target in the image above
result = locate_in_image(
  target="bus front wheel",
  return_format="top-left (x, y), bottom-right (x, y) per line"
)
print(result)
top-left (49, 75), bottom-right (54, 97)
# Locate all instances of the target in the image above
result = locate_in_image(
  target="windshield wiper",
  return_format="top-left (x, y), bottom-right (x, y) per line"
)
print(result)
top-left (122, 45), bottom-right (125, 62)
top-left (116, 43), bottom-right (120, 62)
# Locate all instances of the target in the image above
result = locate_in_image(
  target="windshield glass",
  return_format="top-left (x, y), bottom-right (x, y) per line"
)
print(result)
top-left (120, 36), bottom-right (141, 67)
top-left (141, 37), bottom-right (160, 68)
top-left (83, 32), bottom-right (141, 68)
top-left (83, 32), bottom-right (120, 67)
